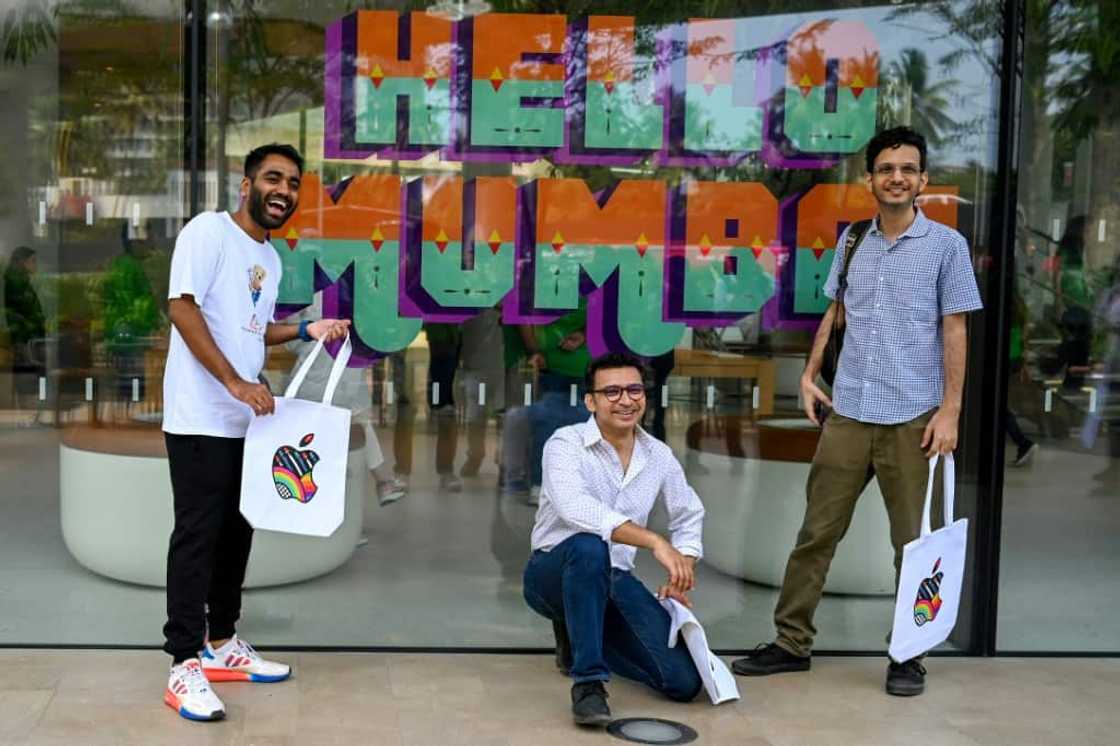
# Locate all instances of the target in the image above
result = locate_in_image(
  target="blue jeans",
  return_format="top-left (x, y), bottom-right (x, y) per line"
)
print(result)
top-left (528, 373), bottom-right (589, 486)
top-left (522, 533), bottom-right (703, 702)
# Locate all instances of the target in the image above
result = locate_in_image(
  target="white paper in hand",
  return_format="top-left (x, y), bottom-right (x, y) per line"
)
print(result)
top-left (660, 599), bottom-right (740, 705)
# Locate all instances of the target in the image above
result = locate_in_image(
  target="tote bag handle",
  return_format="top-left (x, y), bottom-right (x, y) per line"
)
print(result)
top-left (283, 332), bottom-right (353, 405)
top-left (919, 452), bottom-right (956, 538)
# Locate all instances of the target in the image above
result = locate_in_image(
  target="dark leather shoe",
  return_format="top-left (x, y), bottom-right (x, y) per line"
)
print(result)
top-left (553, 619), bottom-right (572, 675)
top-left (571, 681), bottom-right (611, 726)
top-left (885, 659), bottom-right (926, 696)
top-left (731, 642), bottom-right (811, 676)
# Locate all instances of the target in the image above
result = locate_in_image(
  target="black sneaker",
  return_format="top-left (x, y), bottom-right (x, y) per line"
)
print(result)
top-left (731, 642), bottom-right (811, 676)
top-left (553, 619), bottom-right (572, 675)
top-left (885, 659), bottom-right (926, 696)
top-left (571, 681), bottom-right (611, 726)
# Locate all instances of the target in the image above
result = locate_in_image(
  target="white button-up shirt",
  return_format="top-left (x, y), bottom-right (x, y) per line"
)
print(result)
top-left (530, 417), bottom-right (705, 571)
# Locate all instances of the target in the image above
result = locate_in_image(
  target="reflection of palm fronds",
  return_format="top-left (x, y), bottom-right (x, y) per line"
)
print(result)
top-left (880, 48), bottom-right (958, 145)
top-left (2, 1), bottom-right (57, 65)
top-left (1049, 2), bottom-right (1120, 139)
top-left (886, 0), bottom-right (1002, 78)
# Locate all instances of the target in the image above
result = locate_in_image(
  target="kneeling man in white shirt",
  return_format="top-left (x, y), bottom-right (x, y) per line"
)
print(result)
top-left (523, 352), bottom-right (706, 726)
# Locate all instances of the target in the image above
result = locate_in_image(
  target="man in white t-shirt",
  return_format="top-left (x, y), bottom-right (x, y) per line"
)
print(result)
top-left (161, 143), bottom-right (349, 723)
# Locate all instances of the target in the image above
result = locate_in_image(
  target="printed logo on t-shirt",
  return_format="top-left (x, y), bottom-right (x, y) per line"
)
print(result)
top-left (243, 264), bottom-right (268, 336)
top-left (248, 265), bottom-right (266, 305)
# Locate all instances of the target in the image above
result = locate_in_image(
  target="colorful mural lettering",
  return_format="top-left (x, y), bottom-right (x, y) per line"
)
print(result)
top-left (308, 10), bottom-right (961, 364)
top-left (273, 175), bottom-right (958, 365)
top-left (325, 11), bottom-right (880, 164)
top-left (351, 11), bottom-right (452, 154)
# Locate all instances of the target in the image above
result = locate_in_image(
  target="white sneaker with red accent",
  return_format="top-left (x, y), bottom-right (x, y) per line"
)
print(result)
top-left (165, 659), bottom-right (225, 722)
top-left (201, 635), bottom-right (291, 683)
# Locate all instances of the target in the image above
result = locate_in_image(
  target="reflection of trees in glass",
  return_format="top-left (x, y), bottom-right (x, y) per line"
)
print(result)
top-left (882, 0), bottom-right (1003, 152)
top-left (1, 1), bottom-right (56, 65)
top-left (55, 3), bottom-right (182, 195)
top-left (886, 0), bottom-right (1002, 76)
top-left (213, 0), bottom-right (330, 207)
top-left (1048, 1), bottom-right (1120, 272)
top-left (879, 49), bottom-right (958, 146)
top-left (217, 1), bottom-right (323, 120)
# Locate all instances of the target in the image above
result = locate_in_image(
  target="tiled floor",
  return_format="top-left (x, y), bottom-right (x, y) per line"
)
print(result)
top-left (0, 650), bottom-right (1116, 745)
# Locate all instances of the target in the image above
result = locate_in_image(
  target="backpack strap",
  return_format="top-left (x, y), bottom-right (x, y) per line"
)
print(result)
top-left (836, 218), bottom-right (873, 302)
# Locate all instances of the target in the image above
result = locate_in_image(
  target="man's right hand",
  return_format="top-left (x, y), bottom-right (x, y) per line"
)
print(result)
top-left (656, 584), bottom-right (692, 608)
top-left (228, 379), bottom-right (275, 416)
top-left (800, 374), bottom-right (833, 426)
top-left (651, 538), bottom-right (694, 596)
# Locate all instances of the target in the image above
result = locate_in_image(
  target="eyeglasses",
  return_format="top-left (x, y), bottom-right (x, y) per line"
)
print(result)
top-left (873, 164), bottom-right (922, 177)
top-left (592, 384), bottom-right (647, 402)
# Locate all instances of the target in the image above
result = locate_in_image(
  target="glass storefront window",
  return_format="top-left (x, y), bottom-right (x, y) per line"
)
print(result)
top-left (998, 0), bottom-right (1120, 652)
top-left (2, 1), bottom-right (1004, 651)
top-left (0, 0), bottom-right (184, 644)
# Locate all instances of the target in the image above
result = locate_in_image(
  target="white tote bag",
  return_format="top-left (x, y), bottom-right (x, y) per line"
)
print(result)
top-left (889, 453), bottom-right (967, 663)
top-left (661, 599), bottom-right (740, 705)
top-left (239, 335), bottom-right (353, 537)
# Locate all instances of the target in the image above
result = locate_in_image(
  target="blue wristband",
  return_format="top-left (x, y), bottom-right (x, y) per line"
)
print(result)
top-left (298, 319), bottom-right (312, 342)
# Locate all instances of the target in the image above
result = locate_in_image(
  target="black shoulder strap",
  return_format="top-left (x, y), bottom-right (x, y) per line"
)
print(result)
top-left (837, 218), bottom-right (872, 297)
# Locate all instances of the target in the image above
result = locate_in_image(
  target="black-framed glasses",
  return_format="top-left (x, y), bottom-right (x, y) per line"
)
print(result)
top-left (873, 164), bottom-right (922, 177)
top-left (592, 384), bottom-right (647, 402)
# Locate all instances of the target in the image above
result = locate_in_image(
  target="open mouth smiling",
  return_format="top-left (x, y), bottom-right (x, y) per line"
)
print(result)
top-left (265, 196), bottom-right (290, 216)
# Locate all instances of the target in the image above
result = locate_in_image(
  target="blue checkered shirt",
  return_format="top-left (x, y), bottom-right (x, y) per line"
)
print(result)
top-left (823, 209), bottom-right (983, 425)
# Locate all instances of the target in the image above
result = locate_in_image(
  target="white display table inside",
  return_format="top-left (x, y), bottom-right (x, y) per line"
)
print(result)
top-left (689, 417), bottom-right (897, 595)
top-left (59, 424), bottom-right (366, 588)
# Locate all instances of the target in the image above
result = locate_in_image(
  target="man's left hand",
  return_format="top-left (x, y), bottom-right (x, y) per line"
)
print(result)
top-left (308, 318), bottom-right (351, 342)
top-left (921, 408), bottom-right (959, 457)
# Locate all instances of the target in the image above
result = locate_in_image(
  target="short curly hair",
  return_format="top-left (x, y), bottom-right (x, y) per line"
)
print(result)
top-left (865, 127), bottom-right (927, 173)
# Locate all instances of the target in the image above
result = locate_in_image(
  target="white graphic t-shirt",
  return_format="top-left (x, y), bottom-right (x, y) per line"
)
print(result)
top-left (162, 211), bottom-right (282, 437)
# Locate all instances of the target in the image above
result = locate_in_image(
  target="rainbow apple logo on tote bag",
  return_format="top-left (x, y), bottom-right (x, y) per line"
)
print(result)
top-left (912, 558), bottom-right (944, 627)
top-left (271, 433), bottom-right (320, 503)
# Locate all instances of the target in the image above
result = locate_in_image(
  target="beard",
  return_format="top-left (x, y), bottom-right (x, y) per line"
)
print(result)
top-left (247, 184), bottom-right (294, 230)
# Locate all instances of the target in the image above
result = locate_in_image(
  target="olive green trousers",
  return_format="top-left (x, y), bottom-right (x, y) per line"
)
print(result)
top-left (774, 410), bottom-right (943, 657)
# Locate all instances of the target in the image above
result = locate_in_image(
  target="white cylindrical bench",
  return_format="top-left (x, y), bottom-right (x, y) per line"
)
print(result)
top-left (687, 417), bottom-right (897, 595)
top-left (59, 423), bottom-right (366, 588)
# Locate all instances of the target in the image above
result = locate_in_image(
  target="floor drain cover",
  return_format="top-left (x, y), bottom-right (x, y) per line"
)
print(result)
top-left (606, 718), bottom-right (698, 744)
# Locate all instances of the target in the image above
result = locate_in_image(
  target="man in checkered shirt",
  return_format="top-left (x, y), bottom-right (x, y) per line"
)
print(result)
top-left (732, 127), bottom-right (982, 697)
top-left (522, 352), bottom-right (706, 726)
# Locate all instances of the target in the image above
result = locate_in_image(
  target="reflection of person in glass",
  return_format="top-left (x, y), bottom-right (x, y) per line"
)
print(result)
top-left (517, 304), bottom-right (592, 504)
top-left (160, 144), bottom-right (350, 723)
top-left (424, 322), bottom-right (463, 492)
top-left (3, 246), bottom-right (46, 417)
top-left (102, 224), bottom-right (159, 400)
top-left (459, 306), bottom-right (505, 478)
top-left (1050, 216), bottom-right (1093, 389)
top-left (1084, 256), bottom-right (1120, 490)
top-left (1006, 290), bottom-right (1038, 466)
top-left (523, 353), bottom-right (705, 726)
top-left (731, 128), bottom-right (983, 697)
top-left (284, 293), bottom-right (394, 508)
